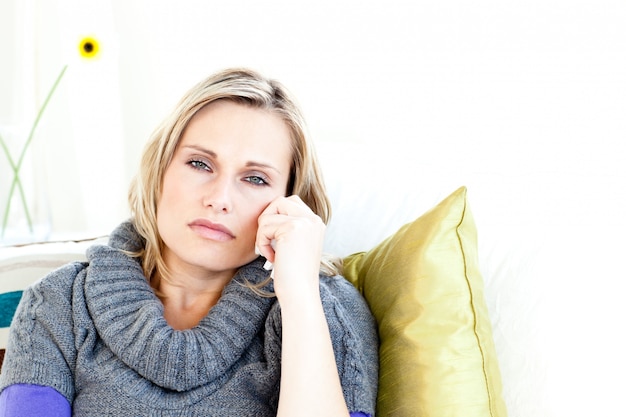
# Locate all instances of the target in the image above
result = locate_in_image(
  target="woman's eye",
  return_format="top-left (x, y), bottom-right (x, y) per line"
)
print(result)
top-left (245, 175), bottom-right (268, 186)
top-left (188, 159), bottom-right (211, 171)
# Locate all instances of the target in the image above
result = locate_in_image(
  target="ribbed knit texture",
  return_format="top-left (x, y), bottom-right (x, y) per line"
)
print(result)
top-left (0, 221), bottom-right (378, 416)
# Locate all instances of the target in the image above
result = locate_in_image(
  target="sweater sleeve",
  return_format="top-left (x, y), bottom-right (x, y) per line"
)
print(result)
top-left (0, 384), bottom-right (71, 417)
top-left (318, 275), bottom-right (379, 416)
top-left (0, 263), bottom-right (82, 404)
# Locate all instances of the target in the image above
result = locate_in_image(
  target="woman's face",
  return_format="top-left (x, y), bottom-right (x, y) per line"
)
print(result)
top-left (157, 100), bottom-right (293, 279)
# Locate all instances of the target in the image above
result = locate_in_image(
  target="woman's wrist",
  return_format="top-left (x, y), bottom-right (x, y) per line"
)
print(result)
top-left (272, 270), bottom-right (322, 311)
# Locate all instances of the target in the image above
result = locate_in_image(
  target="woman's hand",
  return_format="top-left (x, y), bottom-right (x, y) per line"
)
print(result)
top-left (255, 195), bottom-right (326, 303)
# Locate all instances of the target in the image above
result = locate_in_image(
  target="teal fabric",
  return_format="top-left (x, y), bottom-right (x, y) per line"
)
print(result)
top-left (0, 291), bottom-right (23, 328)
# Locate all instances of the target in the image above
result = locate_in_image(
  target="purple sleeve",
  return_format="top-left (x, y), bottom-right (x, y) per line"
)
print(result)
top-left (0, 384), bottom-right (70, 417)
top-left (349, 413), bottom-right (371, 417)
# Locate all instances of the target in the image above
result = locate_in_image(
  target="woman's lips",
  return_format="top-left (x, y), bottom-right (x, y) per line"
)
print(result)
top-left (188, 219), bottom-right (235, 241)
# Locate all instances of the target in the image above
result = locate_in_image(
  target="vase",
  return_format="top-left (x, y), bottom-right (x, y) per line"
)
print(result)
top-left (0, 125), bottom-right (52, 245)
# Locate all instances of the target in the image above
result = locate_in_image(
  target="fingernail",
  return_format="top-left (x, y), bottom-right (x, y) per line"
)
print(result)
top-left (255, 246), bottom-right (261, 256)
top-left (263, 260), bottom-right (273, 271)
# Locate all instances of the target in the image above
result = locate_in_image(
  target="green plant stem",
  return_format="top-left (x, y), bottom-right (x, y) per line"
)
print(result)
top-left (17, 65), bottom-right (68, 172)
top-left (1, 65), bottom-right (67, 238)
top-left (0, 132), bottom-right (26, 237)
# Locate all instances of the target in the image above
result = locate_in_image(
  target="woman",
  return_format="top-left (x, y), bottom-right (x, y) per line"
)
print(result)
top-left (0, 68), bottom-right (378, 416)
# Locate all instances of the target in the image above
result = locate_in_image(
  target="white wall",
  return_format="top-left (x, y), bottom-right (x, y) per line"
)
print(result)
top-left (1, 1), bottom-right (625, 416)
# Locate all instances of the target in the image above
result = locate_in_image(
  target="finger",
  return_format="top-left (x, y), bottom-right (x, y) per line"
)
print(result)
top-left (255, 235), bottom-right (275, 263)
top-left (255, 195), bottom-right (319, 263)
top-left (261, 195), bottom-right (313, 218)
top-left (256, 213), bottom-right (283, 262)
top-left (256, 210), bottom-right (296, 262)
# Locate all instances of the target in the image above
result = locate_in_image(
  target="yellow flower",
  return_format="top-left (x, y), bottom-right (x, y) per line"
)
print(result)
top-left (78, 36), bottom-right (100, 59)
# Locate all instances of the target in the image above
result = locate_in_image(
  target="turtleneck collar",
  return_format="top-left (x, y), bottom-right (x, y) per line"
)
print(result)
top-left (83, 221), bottom-right (275, 392)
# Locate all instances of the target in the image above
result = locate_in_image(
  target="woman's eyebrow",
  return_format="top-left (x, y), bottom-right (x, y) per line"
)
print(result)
top-left (245, 161), bottom-right (282, 174)
top-left (183, 144), bottom-right (217, 158)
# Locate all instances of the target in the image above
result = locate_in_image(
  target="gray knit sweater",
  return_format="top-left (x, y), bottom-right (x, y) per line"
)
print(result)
top-left (0, 221), bottom-right (378, 416)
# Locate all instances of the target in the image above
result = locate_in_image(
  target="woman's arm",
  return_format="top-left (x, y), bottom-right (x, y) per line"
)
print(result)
top-left (276, 282), bottom-right (350, 417)
top-left (0, 264), bottom-right (79, 411)
top-left (257, 196), bottom-right (350, 417)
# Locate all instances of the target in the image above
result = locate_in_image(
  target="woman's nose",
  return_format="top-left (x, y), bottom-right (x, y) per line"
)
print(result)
top-left (202, 177), bottom-right (233, 213)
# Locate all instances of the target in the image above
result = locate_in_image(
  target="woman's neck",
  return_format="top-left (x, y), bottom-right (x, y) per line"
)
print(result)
top-left (156, 268), bottom-right (236, 330)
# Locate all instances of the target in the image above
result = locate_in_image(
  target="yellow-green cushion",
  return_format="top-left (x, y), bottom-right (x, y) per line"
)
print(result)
top-left (343, 186), bottom-right (507, 417)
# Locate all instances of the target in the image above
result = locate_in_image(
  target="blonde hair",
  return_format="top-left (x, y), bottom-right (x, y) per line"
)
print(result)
top-left (128, 68), bottom-right (340, 289)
